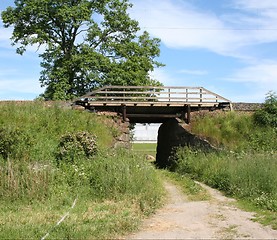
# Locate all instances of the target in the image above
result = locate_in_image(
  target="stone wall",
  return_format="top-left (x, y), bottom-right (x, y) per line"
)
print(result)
top-left (156, 118), bottom-right (216, 169)
top-left (91, 111), bottom-right (131, 149)
top-left (232, 102), bottom-right (263, 111)
top-left (113, 118), bottom-right (131, 149)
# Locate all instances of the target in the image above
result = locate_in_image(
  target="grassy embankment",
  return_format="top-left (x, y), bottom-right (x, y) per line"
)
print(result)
top-left (174, 111), bottom-right (277, 229)
top-left (0, 102), bottom-right (164, 239)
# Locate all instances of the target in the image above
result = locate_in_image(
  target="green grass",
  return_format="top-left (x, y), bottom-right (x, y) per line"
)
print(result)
top-left (0, 198), bottom-right (142, 239)
top-left (0, 151), bottom-right (165, 239)
top-left (132, 143), bottom-right (157, 156)
top-left (0, 102), bottom-right (165, 239)
top-left (190, 111), bottom-right (277, 151)
top-left (235, 199), bottom-right (277, 230)
top-left (176, 149), bottom-right (277, 209)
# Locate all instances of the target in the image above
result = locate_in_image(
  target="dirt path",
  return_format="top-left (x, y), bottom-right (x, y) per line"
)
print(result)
top-left (125, 181), bottom-right (277, 239)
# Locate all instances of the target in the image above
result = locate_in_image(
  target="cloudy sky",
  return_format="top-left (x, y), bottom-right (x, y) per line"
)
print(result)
top-left (1, 0), bottom-right (277, 102)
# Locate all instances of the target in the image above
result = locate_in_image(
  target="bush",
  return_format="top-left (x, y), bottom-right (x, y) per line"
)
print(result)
top-left (0, 127), bottom-right (33, 161)
top-left (57, 131), bottom-right (98, 163)
top-left (254, 91), bottom-right (277, 127)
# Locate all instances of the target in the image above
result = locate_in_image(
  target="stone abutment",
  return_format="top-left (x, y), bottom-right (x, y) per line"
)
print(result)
top-left (156, 118), bottom-right (216, 169)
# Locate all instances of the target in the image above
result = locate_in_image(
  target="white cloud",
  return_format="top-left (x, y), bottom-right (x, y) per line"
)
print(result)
top-left (130, 0), bottom-right (277, 58)
top-left (0, 66), bottom-right (44, 100)
top-left (150, 68), bottom-right (182, 86)
top-left (222, 59), bottom-right (277, 103)
top-left (225, 61), bottom-right (277, 92)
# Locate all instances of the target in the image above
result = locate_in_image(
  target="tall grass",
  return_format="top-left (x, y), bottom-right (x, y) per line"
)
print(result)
top-left (0, 149), bottom-right (164, 239)
top-left (0, 102), bottom-right (116, 201)
top-left (175, 149), bottom-right (277, 212)
top-left (191, 111), bottom-right (277, 151)
top-left (0, 102), bottom-right (115, 161)
top-left (0, 102), bottom-right (164, 239)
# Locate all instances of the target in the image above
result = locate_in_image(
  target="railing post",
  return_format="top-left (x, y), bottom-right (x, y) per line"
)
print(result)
top-left (200, 88), bottom-right (203, 103)
top-left (168, 88), bottom-right (171, 102)
top-left (186, 89), bottom-right (188, 102)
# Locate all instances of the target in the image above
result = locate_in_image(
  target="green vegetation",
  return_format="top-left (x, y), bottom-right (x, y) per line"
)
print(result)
top-left (174, 94), bottom-right (277, 229)
top-left (0, 102), bottom-right (164, 239)
top-left (132, 142), bottom-right (157, 156)
top-left (190, 111), bottom-right (276, 151)
top-left (160, 170), bottom-right (210, 201)
top-left (175, 150), bottom-right (277, 211)
top-left (254, 91), bottom-right (277, 128)
top-left (2, 0), bottom-right (163, 100)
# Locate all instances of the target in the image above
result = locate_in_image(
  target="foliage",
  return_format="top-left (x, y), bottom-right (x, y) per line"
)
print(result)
top-left (254, 91), bottom-right (277, 127)
top-left (57, 131), bottom-right (98, 164)
top-left (0, 149), bottom-right (164, 239)
top-left (1, 0), bottom-right (164, 100)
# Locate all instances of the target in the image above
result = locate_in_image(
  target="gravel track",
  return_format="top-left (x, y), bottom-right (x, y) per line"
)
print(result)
top-left (125, 181), bottom-right (277, 239)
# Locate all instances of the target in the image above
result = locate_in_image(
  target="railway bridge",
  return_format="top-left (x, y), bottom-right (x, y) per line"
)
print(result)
top-left (75, 86), bottom-right (232, 168)
top-left (75, 86), bottom-right (232, 123)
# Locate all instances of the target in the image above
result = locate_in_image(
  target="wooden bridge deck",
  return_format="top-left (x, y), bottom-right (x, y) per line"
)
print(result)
top-left (75, 86), bottom-right (232, 123)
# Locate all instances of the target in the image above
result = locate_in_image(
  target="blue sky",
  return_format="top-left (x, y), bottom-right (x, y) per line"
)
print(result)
top-left (1, 0), bottom-right (277, 102)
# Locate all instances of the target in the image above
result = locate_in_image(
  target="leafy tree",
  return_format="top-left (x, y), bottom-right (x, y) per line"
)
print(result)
top-left (254, 91), bottom-right (277, 127)
top-left (2, 0), bottom-right (164, 100)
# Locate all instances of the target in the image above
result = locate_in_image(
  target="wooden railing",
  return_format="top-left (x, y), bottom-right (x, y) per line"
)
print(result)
top-left (79, 86), bottom-right (230, 105)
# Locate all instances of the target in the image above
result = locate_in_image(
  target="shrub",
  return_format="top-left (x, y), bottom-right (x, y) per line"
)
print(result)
top-left (57, 131), bottom-right (98, 163)
top-left (0, 127), bottom-right (33, 161)
top-left (254, 91), bottom-right (277, 127)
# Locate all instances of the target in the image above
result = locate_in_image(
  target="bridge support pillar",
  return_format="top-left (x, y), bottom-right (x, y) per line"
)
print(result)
top-left (186, 105), bottom-right (191, 124)
top-left (156, 118), bottom-right (216, 169)
top-left (121, 104), bottom-right (127, 122)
